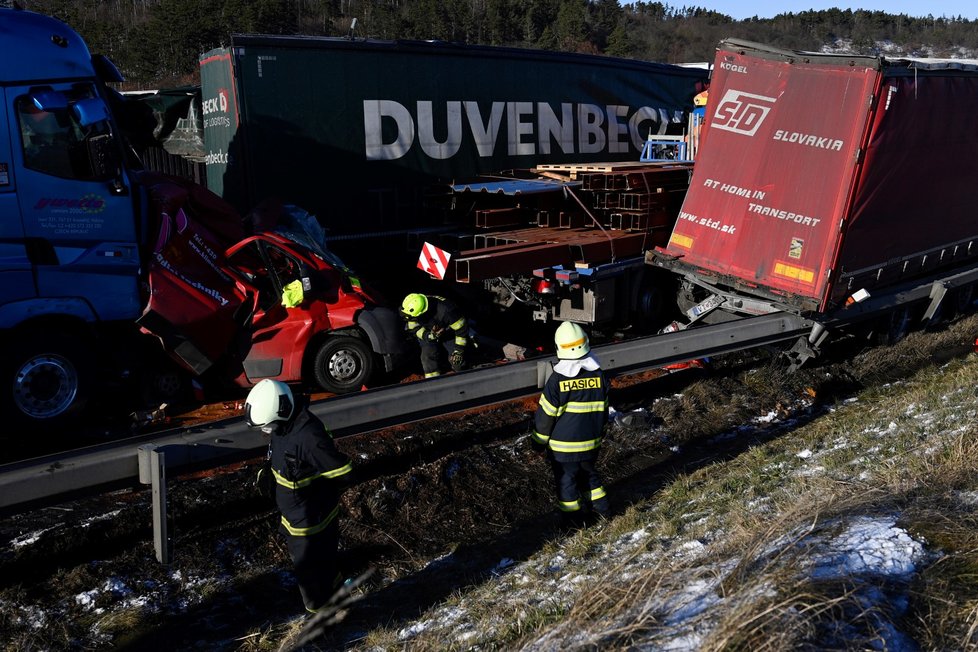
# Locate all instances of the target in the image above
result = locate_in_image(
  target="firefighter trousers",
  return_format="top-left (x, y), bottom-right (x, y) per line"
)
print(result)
top-left (549, 456), bottom-right (610, 517)
top-left (284, 519), bottom-right (341, 612)
top-left (420, 339), bottom-right (464, 376)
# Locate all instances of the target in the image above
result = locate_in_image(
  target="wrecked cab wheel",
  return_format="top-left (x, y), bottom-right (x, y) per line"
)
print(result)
top-left (7, 336), bottom-right (95, 429)
top-left (312, 336), bottom-right (373, 394)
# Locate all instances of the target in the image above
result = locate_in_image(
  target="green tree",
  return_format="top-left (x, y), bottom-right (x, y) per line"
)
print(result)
top-left (554, 0), bottom-right (588, 52)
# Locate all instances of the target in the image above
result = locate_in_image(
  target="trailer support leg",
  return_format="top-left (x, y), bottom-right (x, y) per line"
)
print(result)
top-left (784, 322), bottom-right (828, 372)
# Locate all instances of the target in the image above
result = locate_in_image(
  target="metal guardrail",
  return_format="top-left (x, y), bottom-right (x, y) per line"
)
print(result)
top-left (0, 313), bottom-right (815, 516)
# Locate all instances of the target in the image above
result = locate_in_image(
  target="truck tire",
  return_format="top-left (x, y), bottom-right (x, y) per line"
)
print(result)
top-left (954, 284), bottom-right (975, 316)
top-left (312, 336), bottom-right (374, 394)
top-left (874, 306), bottom-right (911, 346)
top-left (632, 281), bottom-right (664, 332)
top-left (7, 336), bottom-right (95, 428)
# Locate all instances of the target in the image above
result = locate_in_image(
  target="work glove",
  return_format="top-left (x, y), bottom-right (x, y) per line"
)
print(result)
top-left (449, 349), bottom-right (465, 370)
top-left (428, 327), bottom-right (443, 342)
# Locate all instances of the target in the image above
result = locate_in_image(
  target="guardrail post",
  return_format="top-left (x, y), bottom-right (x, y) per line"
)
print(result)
top-left (536, 359), bottom-right (552, 388)
top-left (138, 444), bottom-right (171, 565)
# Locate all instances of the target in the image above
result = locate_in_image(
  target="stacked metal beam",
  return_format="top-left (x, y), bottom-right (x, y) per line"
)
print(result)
top-left (444, 163), bottom-right (693, 282)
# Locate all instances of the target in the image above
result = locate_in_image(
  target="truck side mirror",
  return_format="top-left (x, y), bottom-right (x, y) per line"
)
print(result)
top-left (72, 98), bottom-right (111, 126)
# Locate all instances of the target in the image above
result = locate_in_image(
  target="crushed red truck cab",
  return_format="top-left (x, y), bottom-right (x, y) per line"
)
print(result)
top-left (224, 231), bottom-right (403, 393)
top-left (654, 39), bottom-right (978, 316)
top-left (136, 173), bottom-right (407, 395)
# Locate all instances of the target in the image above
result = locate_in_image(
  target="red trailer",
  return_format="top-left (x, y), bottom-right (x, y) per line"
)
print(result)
top-left (651, 39), bottom-right (978, 327)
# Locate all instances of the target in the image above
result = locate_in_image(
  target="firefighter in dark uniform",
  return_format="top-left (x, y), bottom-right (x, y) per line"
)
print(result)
top-left (532, 321), bottom-right (611, 524)
top-left (400, 293), bottom-right (469, 378)
top-left (244, 379), bottom-right (353, 612)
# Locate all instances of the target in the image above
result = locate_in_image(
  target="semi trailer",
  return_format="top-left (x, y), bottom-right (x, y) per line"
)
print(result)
top-left (649, 39), bottom-right (978, 359)
top-left (197, 36), bottom-right (708, 330)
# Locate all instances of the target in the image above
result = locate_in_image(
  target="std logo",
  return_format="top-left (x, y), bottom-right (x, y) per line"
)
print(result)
top-left (712, 89), bottom-right (777, 137)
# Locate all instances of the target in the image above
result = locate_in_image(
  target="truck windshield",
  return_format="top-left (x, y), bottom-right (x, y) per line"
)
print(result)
top-left (16, 86), bottom-right (114, 180)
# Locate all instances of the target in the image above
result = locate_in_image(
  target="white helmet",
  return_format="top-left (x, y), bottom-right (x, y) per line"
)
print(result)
top-left (555, 321), bottom-right (590, 360)
top-left (245, 379), bottom-right (294, 431)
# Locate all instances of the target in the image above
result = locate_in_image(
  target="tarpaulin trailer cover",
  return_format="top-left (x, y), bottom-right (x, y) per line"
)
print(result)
top-left (199, 36), bottom-right (706, 236)
top-left (661, 39), bottom-right (978, 313)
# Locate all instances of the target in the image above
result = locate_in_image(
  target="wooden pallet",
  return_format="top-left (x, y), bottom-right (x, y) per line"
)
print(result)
top-left (533, 160), bottom-right (688, 180)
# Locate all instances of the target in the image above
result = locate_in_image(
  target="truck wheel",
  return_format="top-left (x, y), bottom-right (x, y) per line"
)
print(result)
top-left (7, 336), bottom-right (94, 428)
top-left (954, 284), bottom-right (975, 316)
top-left (874, 307), bottom-right (911, 346)
top-left (312, 336), bottom-right (374, 394)
top-left (632, 271), bottom-right (672, 333)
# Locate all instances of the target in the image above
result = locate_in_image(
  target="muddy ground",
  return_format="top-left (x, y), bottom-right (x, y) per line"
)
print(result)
top-left (1, 314), bottom-right (977, 650)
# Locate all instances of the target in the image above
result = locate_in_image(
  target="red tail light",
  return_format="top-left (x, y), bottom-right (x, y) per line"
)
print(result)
top-left (532, 278), bottom-right (556, 295)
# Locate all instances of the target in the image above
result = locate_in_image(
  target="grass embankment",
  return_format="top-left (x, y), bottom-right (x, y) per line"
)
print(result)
top-left (313, 327), bottom-right (978, 651)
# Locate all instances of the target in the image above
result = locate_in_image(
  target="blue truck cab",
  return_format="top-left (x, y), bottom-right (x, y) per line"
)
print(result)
top-left (1, 7), bottom-right (145, 427)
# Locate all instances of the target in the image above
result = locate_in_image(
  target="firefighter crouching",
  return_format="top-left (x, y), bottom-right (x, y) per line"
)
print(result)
top-left (244, 379), bottom-right (353, 612)
top-left (400, 293), bottom-right (469, 378)
top-left (532, 321), bottom-right (611, 525)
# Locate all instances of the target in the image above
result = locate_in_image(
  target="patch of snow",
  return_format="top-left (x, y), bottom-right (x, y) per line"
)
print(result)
top-left (490, 557), bottom-right (515, 576)
top-left (754, 410), bottom-right (779, 424)
top-left (663, 577), bottom-right (722, 624)
top-left (10, 524), bottom-right (63, 548)
top-left (673, 539), bottom-right (708, 559)
top-left (398, 618), bottom-right (433, 639)
top-left (80, 509), bottom-right (121, 528)
top-left (75, 588), bottom-right (100, 610)
top-left (808, 516), bottom-right (924, 580)
top-left (955, 490), bottom-right (978, 505)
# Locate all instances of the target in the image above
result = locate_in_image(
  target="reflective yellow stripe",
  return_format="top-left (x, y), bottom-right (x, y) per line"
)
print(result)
top-left (539, 395), bottom-right (559, 417)
top-left (590, 486), bottom-right (607, 501)
top-left (415, 327), bottom-right (428, 340)
top-left (559, 337), bottom-right (586, 351)
top-left (559, 500), bottom-right (581, 512)
top-left (425, 371), bottom-right (441, 378)
top-left (773, 261), bottom-right (815, 284)
top-left (455, 336), bottom-right (467, 346)
top-left (281, 504), bottom-right (339, 537)
top-left (549, 437), bottom-right (602, 453)
top-left (272, 463), bottom-right (352, 489)
top-left (564, 401), bottom-right (606, 414)
top-left (449, 317), bottom-right (466, 331)
top-left (532, 431), bottom-right (550, 444)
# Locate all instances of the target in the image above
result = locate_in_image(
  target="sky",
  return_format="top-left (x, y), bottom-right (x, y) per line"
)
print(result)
top-left (660, 1), bottom-right (978, 21)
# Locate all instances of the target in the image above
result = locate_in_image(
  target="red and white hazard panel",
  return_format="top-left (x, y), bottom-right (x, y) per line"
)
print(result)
top-left (417, 241), bottom-right (451, 280)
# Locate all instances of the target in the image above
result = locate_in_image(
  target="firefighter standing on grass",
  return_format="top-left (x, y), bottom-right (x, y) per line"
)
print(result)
top-left (400, 293), bottom-right (469, 378)
top-left (244, 379), bottom-right (353, 613)
top-left (532, 321), bottom-right (611, 525)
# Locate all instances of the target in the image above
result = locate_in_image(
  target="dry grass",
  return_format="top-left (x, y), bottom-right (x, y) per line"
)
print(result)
top-left (351, 323), bottom-right (978, 651)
